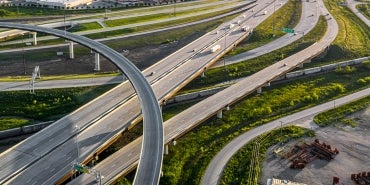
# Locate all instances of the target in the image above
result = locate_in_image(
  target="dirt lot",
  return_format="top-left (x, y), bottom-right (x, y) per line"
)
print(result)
top-left (261, 107), bottom-right (370, 185)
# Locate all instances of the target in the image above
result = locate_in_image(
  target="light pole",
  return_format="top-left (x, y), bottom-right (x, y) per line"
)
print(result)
top-left (223, 26), bottom-right (227, 71)
top-left (75, 125), bottom-right (80, 161)
top-left (272, 0), bottom-right (276, 37)
top-left (173, 0), bottom-right (176, 16)
top-left (21, 34), bottom-right (26, 75)
top-left (279, 121), bottom-right (283, 141)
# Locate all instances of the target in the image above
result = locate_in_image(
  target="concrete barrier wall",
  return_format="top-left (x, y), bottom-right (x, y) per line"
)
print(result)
top-left (304, 67), bottom-right (322, 75)
top-left (286, 71), bottom-right (304, 78)
top-left (0, 121), bottom-right (53, 139)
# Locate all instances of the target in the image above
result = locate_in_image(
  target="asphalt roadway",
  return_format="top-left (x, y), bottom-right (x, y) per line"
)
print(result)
top-left (70, 0), bottom-right (339, 183)
top-left (0, 23), bottom-right (163, 185)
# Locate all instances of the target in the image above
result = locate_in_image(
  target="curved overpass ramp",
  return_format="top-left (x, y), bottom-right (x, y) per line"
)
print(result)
top-left (0, 22), bottom-right (163, 185)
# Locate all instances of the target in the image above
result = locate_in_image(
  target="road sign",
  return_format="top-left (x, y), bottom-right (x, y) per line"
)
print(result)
top-left (282, 28), bottom-right (295, 33)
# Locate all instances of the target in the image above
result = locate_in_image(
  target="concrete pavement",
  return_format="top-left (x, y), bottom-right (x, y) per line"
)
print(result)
top-left (346, 0), bottom-right (370, 27)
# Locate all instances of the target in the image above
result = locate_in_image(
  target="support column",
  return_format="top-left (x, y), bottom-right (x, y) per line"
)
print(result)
top-left (32, 32), bottom-right (37, 45)
top-left (217, 110), bottom-right (222, 118)
top-left (299, 63), bottom-right (304, 68)
top-left (257, 87), bottom-right (262, 94)
top-left (265, 82), bottom-right (271, 87)
top-left (94, 52), bottom-right (100, 71)
top-left (69, 41), bottom-right (74, 59)
top-left (164, 144), bottom-right (169, 155)
top-left (305, 59), bottom-right (311, 63)
top-left (201, 71), bottom-right (205, 78)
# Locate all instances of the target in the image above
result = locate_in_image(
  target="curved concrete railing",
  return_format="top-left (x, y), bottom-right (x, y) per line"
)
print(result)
top-left (0, 22), bottom-right (163, 185)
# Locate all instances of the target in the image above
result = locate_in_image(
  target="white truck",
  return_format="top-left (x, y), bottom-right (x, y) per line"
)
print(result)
top-left (241, 26), bottom-right (250, 32)
top-left (229, 23), bottom-right (235, 29)
top-left (210, 45), bottom-right (221, 53)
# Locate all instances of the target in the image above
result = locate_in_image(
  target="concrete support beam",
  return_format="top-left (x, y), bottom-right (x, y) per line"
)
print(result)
top-left (164, 144), bottom-right (169, 155)
top-left (217, 110), bottom-right (222, 118)
top-left (201, 71), bottom-right (205, 78)
top-left (94, 52), bottom-right (100, 71)
top-left (32, 32), bottom-right (37, 45)
top-left (305, 59), bottom-right (311, 63)
top-left (299, 63), bottom-right (304, 68)
top-left (257, 87), bottom-right (262, 94)
top-left (69, 41), bottom-right (74, 59)
top-left (264, 82), bottom-right (271, 87)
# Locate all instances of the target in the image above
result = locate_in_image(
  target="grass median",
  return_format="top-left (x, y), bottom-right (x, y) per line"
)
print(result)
top-left (0, 84), bottom-right (116, 130)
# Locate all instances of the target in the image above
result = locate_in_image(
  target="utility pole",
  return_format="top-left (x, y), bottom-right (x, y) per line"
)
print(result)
top-left (21, 34), bottom-right (26, 75)
top-left (272, 0), bottom-right (276, 37)
top-left (280, 121), bottom-right (283, 141)
top-left (173, 0), bottom-right (176, 16)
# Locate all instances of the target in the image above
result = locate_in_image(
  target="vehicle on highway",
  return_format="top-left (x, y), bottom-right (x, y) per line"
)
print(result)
top-left (241, 26), bottom-right (250, 32)
top-left (211, 45), bottom-right (221, 53)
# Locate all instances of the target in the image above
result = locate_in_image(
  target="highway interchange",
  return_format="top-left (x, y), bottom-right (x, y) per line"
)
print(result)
top-left (0, 0), bottom-right (368, 184)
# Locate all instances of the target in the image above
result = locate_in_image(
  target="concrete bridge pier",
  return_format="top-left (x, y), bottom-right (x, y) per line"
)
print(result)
top-left (264, 82), bottom-right (271, 87)
top-left (32, 32), bottom-right (37, 45)
top-left (94, 52), bottom-right (100, 71)
top-left (69, 41), bottom-right (74, 59)
top-left (164, 144), bottom-right (169, 155)
top-left (257, 87), bottom-right (262, 94)
top-left (299, 63), bottom-right (304, 68)
top-left (217, 110), bottom-right (223, 118)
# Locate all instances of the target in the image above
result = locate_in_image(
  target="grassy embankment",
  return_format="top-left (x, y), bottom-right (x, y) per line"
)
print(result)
top-left (0, 84), bottom-right (116, 130)
top-left (302, 0), bottom-right (369, 69)
top-left (314, 62), bottom-right (370, 127)
top-left (356, 4), bottom-right (370, 19)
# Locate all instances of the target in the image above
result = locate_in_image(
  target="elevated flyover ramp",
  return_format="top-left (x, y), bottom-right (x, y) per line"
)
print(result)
top-left (0, 22), bottom-right (163, 185)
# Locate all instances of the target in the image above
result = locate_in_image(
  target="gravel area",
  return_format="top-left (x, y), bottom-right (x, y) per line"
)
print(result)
top-left (261, 107), bottom-right (370, 185)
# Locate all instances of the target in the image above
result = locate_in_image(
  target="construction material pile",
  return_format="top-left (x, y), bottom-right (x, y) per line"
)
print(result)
top-left (351, 172), bottom-right (370, 185)
top-left (283, 139), bottom-right (339, 169)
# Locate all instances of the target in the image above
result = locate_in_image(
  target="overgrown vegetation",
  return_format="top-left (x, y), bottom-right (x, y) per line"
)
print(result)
top-left (314, 95), bottom-right (370, 127)
top-left (0, 117), bottom-right (29, 130)
top-left (0, 84), bottom-right (115, 129)
top-left (356, 4), bottom-right (370, 19)
top-left (159, 67), bottom-right (370, 185)
top-left (220, 126), bottom-right (315, 185)
top-left (303, 0), bottom-right (370, 69)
